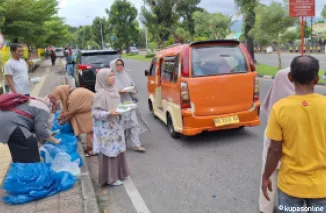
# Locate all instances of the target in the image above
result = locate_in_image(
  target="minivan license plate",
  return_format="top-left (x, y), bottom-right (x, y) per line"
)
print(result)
top-left (214, 116), bottom-right (239, 127)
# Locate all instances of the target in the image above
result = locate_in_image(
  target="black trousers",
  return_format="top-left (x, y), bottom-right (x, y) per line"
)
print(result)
top-left (7, 127), bottom-right (40, 163)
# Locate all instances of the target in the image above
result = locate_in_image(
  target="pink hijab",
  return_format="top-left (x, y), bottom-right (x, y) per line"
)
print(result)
top-left (261, 67), bottom-right (295, 117)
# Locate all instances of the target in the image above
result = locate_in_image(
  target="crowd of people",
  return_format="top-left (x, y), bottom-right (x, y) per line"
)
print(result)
top-left (1, 43), bottom-right (326, 211)
top-left (0, 43), bottom-right (148, 188)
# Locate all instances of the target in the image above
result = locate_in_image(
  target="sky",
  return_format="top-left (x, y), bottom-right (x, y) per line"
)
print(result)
top-left (58, 0), bottom-right (325, 27)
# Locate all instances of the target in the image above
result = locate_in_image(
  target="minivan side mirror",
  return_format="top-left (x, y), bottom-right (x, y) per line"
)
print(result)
top-left (145, 70), bottom-right (149, 76)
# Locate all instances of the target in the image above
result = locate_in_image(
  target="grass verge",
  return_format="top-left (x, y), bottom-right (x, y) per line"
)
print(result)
top-left (256, 64), bottom-right (326, 84)
top-left (122, 54), bottom-right (326, 85)
top-left (122, 54), bottom-right (152, 62)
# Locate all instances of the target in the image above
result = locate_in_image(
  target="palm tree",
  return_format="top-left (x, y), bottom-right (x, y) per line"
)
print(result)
top-left (234, 0), bottom-right (258, 63)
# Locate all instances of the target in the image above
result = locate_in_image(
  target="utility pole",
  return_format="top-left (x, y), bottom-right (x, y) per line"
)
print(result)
top-left (144, 0), bottom-right (148, 50)
top-left (100, 19), bottom-right (105, 49)
top-left (310, 17), bottom-right (313, 45)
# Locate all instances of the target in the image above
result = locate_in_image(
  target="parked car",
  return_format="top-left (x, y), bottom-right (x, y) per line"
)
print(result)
top-left (128, 46), bottom-right (139, 54)
top-left (144, 40), bottom-right (260, 138)
top-left (73, 50), bottom-right (120, 91)
top-left (55, 48), bottom-right (65, 57)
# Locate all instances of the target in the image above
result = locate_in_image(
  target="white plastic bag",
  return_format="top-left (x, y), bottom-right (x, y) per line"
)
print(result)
top-left (39, 144), bottom-right (81, 177)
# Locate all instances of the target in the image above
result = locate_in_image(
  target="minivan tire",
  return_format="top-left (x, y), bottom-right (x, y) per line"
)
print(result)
top-left (148, 100), bottom-right (158, 119)
top-left (167, 114), bottom-right (180, 138)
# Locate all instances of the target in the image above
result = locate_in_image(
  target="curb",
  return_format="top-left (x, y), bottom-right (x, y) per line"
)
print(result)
top-left (257, 74), bottom-right (326, 86)
top-left (77, 143), bottom-right (100, 213)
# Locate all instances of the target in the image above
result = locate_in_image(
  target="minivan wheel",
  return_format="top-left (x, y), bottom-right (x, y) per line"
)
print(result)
top-left (167, 114), bottom-right (180, 138)
top-left (148, 100), bottom-right (153, 112)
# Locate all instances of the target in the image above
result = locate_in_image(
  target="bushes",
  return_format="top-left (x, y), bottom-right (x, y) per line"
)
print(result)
top-left (127, 52), bottom-right (137, 56)
top-left (145, 53), bottom-right (155, 58)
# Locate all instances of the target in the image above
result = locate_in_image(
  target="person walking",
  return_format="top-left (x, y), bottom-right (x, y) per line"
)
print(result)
top-left (262, 56), bottom-right (326, 212)
top-left (66, 47), bottom-right (74, 77)
top-left (259, 68), bottom-right (294, 213)
top-left (50, 49), bottom-right (56, 66)
top-left (4, 43), bottom-right (30, 96)
top-left (92, 68), bottom-right (129, 186)
top-left (53, 85), bottom-right (95, 157)
top-left (110, 59), bottom-right (149, 153)
top-left (0, 94), bottom-right (61, 163)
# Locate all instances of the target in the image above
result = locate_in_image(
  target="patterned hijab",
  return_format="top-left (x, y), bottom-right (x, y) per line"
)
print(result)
top-left (261, 67), bottom-right (295, 117)
top-left (93, 68), bottom-right (121, 112)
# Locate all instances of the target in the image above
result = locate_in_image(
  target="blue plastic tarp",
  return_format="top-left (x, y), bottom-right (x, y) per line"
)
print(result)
top-left (2, 111), bottom-right (83, 205)
top-left (2, 163), bottom-right (76, 205)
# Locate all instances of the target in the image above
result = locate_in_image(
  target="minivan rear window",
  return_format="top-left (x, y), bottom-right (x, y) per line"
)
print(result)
top-left (191, 45), bottom-right (248, 77)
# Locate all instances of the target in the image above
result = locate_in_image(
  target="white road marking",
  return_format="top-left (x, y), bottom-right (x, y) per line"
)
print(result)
top-left (123, 177), bottom-right (151, 213)
top-left (30, 75), bottom-right (47, 97)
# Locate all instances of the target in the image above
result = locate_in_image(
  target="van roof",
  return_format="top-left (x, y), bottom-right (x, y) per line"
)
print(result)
top-left (156, 39), bottom-right (240, 57)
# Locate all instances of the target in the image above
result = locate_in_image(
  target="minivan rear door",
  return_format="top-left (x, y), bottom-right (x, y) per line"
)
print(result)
top-left (187, 41), bottom-right (256, 116)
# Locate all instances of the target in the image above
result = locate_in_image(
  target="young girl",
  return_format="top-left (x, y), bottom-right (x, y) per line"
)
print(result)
top-left (92, 69), bottom-right (129, 186)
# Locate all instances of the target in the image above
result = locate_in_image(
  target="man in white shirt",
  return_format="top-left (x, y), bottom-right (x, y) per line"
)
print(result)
top-left (4, 43), bottom-right (30, 96)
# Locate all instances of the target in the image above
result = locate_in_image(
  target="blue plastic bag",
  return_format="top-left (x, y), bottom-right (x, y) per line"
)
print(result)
top-left (2, 163), bottom-right (76, 205)
top-left (47, 111), bottom-right (83, 167)
top-left (52, 111), bottom-right (74, 134)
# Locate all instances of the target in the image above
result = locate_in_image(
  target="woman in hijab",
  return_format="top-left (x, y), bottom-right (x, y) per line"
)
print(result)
top-left (53, 85), bottom-right (95, 156)
top-left (259, 68), bottom-right (295, 213)
top-left (92, 69), bottom-right (129, 186)
top-left (110, 59), bottom-right (149, 153)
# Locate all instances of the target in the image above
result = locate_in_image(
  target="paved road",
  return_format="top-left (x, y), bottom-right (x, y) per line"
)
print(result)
top-left (255, 53), bottom-right (326, 69)
top-left (94, 59), bottom-right (326, 213)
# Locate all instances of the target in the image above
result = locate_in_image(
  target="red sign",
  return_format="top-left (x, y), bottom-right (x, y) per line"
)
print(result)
top-left (289, 0), bottom-right (315, 17)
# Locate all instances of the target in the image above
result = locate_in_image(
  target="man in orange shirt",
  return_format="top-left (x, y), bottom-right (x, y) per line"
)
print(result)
top-left (262, 56), bottom-right (326, 213)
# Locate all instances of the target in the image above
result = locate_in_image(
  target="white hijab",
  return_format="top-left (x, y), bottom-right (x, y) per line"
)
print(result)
top-left (261, 67), bottom-right (295, 118)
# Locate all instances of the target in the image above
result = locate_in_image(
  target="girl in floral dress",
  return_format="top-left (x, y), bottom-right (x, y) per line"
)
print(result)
top-left (92, 68), bottom-right (129, 186)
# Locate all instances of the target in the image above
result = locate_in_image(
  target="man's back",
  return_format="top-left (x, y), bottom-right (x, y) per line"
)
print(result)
top-left (267, 93), bottom-right (326, 198)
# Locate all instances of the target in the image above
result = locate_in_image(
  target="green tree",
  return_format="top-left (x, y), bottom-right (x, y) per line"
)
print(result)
top-left (250, 2), bottom-right (297, 68)
top-left (234, 0), bottom-right (258, 62)
top-left (1, 0), bottom-right (58, 44)
top-left (43, 17), bottom-right (73, 47)
top-left (175, 0), bottom-right (202, 40)
top-left (322, 4), bottom-right (326, 19)
top-left (91, 17), bottom-right (109, 49)
top-left (107, 0), bottom-right (139, 50)
top-left (75, 26), bottom-right (92, 49)
top-left (141, 0), bottom-right (179, 47)
top-left (193, 11), bottom-right (232, 40)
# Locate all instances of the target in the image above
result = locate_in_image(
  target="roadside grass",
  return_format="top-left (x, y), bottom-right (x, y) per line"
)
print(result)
top-left (122, 54), bottom-right (326, 85)
top-left (256, 64), bottom-right (326, 84)
top-left (122, 54), bottom-right (152, 62)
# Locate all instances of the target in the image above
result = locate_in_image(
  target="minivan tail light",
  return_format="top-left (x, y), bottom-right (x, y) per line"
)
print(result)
top-left (181, 47), bottom-right (190, 77)
top-left (78, 64), bottom-right (92, 70)
top-left (180, 82), bottom-right (191, 109)
top-left (254, 76), bottom-right (259, 101)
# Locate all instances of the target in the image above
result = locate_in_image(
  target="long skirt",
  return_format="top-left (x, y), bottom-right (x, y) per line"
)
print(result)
top-left (98, 152), bottom-right (130, 185)
top-left (7, 127), bottom-right (40, 163)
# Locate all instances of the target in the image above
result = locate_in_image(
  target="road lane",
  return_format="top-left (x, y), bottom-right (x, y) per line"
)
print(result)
top-left (90, 59), bottom-right (326, 213)
top-left (255, 53), bottom-right (326, 69)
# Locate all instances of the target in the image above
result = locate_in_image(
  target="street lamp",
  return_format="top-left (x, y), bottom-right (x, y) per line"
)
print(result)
top-left (86, 16), bottom-right (105, 50)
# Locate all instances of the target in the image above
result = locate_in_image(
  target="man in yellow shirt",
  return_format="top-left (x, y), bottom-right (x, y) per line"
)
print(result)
top-left (262, 56), bottom-right (326, 213)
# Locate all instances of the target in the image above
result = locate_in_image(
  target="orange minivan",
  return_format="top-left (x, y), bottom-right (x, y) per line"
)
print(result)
top-left (144, 40), bottom-right (260, 138)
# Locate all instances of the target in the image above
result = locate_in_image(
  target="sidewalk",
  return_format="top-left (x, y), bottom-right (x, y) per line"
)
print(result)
top-left (0, 59), bottom-right (99, 213)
